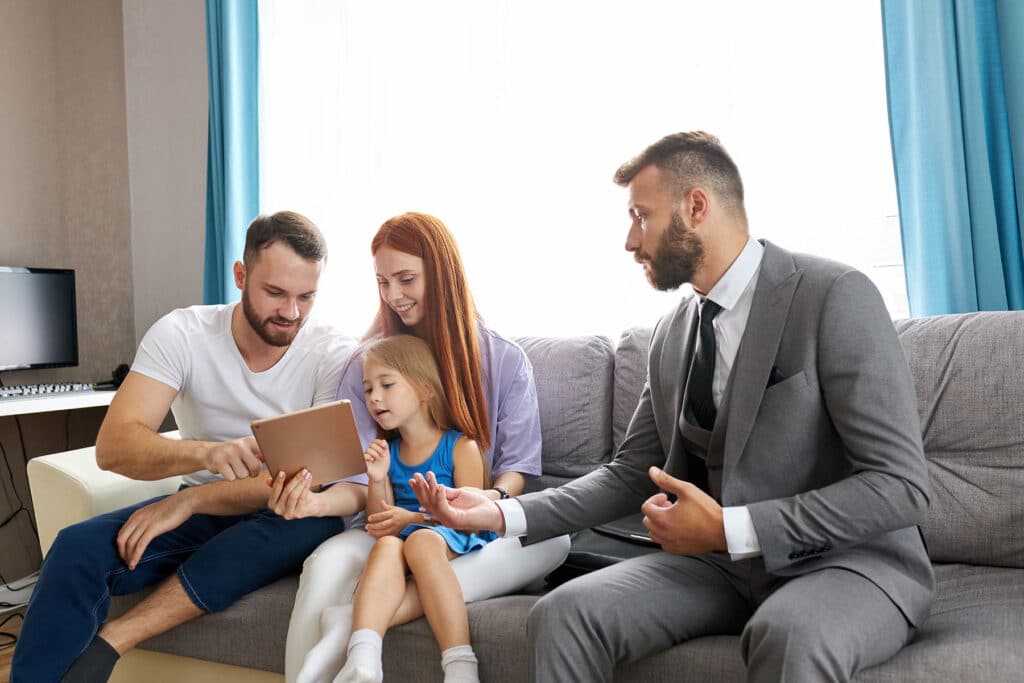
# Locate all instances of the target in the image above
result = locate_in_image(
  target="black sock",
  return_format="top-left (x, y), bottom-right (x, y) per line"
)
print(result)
top-left (61, 635), bottom-right (120, 683)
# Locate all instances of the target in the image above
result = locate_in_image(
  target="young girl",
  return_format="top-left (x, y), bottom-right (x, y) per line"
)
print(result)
top-left (333, 334), bottom-right (494, 683)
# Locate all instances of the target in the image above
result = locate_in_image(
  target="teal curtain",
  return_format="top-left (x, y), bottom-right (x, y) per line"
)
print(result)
top-left (204, 0), bottom-right (260, 305)
top-left (882, 0), bottom-right (1024, 316)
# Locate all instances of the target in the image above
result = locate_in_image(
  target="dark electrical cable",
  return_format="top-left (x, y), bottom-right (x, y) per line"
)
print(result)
top-left (0, 611), bottom-right (25, 651)
top-left (0, 436), bottom-right (38, 586)
top-left (9, 416), bottom-right (37, 537)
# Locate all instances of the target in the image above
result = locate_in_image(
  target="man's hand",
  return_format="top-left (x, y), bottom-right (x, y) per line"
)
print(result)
top-left (409, 471), bottom-right (505, 533)
top-left (204, 436), bottom-right (263, 481)
top-left (363, 439), bottom-right (390, 483)
top-left (641, 466), bottom-right (727, 555)
top-left (117, 493), bottom-right (195, 570)
top-left (267, 469), bottom-right (322, 519)
top-left (365, 501), bottom-right (419, 538)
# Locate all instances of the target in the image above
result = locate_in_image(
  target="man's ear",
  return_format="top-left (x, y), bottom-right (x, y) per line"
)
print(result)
top-left (233, 261), bottom-right (246, 291)
top-left (687, 188), bottom-right (710, 227)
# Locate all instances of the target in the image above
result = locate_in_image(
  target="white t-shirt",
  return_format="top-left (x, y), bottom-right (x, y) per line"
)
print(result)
top-left (132, 303), bottom-right (355, 486)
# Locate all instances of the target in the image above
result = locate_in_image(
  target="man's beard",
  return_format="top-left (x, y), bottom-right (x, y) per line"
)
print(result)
top-left (636, 211), bottom-right (704, 291)
top-left (242, 288), bottom-right (303, 347)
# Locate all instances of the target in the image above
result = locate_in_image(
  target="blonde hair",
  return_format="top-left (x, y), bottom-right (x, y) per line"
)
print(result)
top-left (362, 335), bottom-right (489, 486)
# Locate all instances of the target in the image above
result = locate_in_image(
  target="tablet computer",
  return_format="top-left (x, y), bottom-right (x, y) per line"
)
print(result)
top-left (251, 400), bottom-right (367, 489)
top-left (593, 512), bottom-right (657, 546)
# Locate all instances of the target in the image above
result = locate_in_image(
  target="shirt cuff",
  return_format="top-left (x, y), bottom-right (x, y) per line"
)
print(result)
top-left (723, 505), bottom-right (762, 560)
top-left (495, 498), bottom-right (528, 538)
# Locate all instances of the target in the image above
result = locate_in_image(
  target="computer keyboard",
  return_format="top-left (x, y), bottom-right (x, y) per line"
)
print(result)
top-left (0, 383), bottom-right (94, 400)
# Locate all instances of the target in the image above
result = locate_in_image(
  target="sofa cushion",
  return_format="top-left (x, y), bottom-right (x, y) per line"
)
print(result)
top-left (612, 326), bottom-right (653, 450)
top-left (895, 312), bottom-right (1024, 568)
top-left (383, 594), bottom-right (747, 683)
top-left (111, 576), bottom-right (296, 673)
top-left (856, 563), bottom-right (1024, 681)
top-left (384, 595), bottom-right (535, 682)
top-left (384, 563), bottom-right (1024, 682)
top-left (515, 336), bottom-right (615, 478)
top-left (115, 562), bottom-right (1024, 683)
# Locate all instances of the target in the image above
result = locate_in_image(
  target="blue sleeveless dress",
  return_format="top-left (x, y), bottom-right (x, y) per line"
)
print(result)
top-left (389, 430), bottom-right (497, 554)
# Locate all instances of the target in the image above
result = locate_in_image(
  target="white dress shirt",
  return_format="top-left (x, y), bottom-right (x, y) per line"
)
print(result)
top-left (499, 238), bottom-right (765, 560)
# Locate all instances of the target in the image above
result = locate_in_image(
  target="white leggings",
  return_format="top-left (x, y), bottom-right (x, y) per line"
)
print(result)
top-left (283, 527), bottom-right (571, 682)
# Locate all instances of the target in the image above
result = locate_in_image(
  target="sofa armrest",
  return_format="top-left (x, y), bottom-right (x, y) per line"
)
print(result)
top-left (27, 431), bottom-right (185, 557)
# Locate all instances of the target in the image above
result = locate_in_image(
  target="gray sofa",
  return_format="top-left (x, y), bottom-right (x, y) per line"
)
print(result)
top-left (27, 311), bottom-right (1024, 681)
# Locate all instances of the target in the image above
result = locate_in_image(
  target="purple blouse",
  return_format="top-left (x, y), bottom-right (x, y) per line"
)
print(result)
top-left (336, 323), bottom-right (543, 482)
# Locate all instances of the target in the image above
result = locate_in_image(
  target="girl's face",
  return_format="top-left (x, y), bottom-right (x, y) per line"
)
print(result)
top-left (362, 358), bottom-right (425, 431)
top-left (374, 246), bottom-right (427, 330)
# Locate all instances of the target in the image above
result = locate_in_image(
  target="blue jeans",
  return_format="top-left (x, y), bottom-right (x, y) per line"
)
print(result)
top-left (11, 491), bottom-right (346, 682)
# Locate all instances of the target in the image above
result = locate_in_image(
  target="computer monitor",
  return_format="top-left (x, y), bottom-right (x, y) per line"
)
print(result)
top-left (0, 267), bottom-right (79, 371)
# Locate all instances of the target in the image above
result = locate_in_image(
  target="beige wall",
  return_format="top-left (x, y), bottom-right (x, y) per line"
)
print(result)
top-left (0, 0), bottom-right (208, 383)
top-left (1, 0), bottom-right (135, 386)
top-left (123, 0), bottom-right (207, 340)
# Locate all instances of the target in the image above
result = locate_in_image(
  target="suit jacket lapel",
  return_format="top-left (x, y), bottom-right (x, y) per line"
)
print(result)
top-left (659, 296), bottom-right (699, 476)
top-left (719, 241), bottom-right (802, 479)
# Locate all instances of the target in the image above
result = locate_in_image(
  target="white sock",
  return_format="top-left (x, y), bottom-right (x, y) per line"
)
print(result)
top-left (441, 645), bottom-right (479, 683)
top-left (296, 604), bottom-right (354, 683)
top-left (333, 629), bottom-right (383, 683)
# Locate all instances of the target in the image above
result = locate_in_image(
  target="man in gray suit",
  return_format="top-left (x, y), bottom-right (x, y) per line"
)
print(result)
top-left (412, 131), bottom-right (934, 682)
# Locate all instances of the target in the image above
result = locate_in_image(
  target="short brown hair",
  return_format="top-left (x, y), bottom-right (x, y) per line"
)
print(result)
top-left (613, 131), bottom-right (745, 213)
top-left (243, 211), bottom-right (327, 268)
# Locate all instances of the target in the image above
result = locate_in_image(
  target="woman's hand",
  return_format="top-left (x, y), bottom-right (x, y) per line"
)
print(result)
top-left (364, 439), bottom-right (390, 483)
top-left (365, 501), bottom-right (419, 538)
top-left (267, 469), bottom-right (322, 520)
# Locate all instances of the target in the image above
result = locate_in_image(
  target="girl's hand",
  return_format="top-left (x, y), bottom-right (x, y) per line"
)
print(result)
top-left (363, 439), bottom-right (391, 483)
top-left (365, 500), bottom-right (419, 538)
top-left (267, 469), bottom-right (321, 519)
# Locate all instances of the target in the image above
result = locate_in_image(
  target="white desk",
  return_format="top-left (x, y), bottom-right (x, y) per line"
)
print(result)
top-left (0, 390), bottom-right (116, 417)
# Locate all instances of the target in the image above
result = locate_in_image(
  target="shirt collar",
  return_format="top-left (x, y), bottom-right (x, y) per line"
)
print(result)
top-left (704, 237), bottom-right (764, 312)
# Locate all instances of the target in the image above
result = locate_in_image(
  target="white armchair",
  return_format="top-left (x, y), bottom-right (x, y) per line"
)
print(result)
top-left (27, 433), bottom-right (183, 556)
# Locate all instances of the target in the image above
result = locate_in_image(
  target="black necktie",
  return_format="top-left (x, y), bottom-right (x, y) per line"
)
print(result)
top-left (687, 298), bottom-right (722, 430)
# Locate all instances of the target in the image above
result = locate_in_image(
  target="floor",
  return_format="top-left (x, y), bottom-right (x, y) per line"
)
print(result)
top-left (0, 608), bottom-right (24, 683)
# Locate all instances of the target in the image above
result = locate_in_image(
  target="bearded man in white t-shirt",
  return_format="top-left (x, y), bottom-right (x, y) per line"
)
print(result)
top-left (12, 211), bottom-right (366, 683)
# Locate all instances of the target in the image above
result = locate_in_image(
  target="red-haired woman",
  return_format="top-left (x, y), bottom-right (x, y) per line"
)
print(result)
top-left (280, 212), bottom-right (570, 683)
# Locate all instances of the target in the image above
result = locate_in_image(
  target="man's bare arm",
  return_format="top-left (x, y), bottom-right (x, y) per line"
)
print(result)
top-left (95, 371), bottom-right (262, 481)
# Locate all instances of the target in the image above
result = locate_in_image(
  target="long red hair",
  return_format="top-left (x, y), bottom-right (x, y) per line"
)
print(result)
top-left (364, 212), bottom-right (491, 455)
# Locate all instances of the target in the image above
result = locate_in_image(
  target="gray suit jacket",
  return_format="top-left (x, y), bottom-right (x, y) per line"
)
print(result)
top-left (519, 240), bottom-right (935, 626)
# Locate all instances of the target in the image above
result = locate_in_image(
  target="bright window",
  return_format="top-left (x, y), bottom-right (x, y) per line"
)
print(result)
top-left (258, 0), bottom-right (906, 340)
